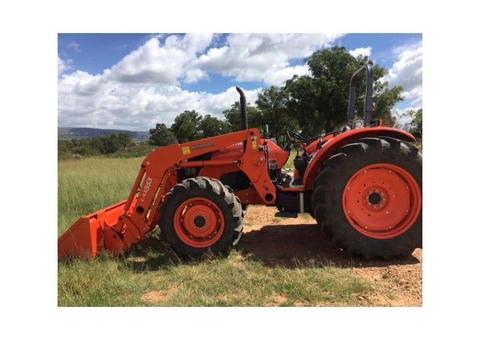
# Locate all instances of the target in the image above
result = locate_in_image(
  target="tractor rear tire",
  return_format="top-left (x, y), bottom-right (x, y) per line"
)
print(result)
top-left (311, 137), bottom-right (422, 259)
top-left (159, 177), bottom-right (243, 258)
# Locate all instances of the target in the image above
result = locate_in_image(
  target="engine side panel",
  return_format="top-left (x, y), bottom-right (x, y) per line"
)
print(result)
top-left (199, 138), bottom-right (289, 194)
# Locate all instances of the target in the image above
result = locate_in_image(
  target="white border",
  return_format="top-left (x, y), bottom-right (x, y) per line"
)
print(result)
top-left (1, 0), bottom-right (479, 339)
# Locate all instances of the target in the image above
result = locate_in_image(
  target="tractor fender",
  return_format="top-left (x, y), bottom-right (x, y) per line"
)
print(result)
top-left (303, 127), bottom-right (416, 190)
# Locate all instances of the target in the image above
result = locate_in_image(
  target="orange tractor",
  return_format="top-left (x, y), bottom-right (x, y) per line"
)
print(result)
top-left (59, 63), bottom-right (422, 260)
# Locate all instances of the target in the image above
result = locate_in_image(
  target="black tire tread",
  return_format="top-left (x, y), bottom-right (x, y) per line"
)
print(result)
top-left (311, 137), bottom-right (422, 259)
top-left (159, 176), bottom-right (243, 258)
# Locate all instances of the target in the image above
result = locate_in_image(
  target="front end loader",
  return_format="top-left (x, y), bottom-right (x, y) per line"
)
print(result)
top-left (59, 62), bottom-right (422, 260)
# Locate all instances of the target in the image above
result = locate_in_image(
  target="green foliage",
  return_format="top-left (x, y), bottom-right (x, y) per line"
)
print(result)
top-left (149, 123), bottom-right (176, 146)
top-left (411, 108), bottom-right (422, 137)
top-left (107, 143), bottom-right (156, 158)
top-left (199, 114), bottom-right (229, 137)
top-left (150, 113), bottom-right (229, 144)
top-left (256, 86), bottom-right (299, 139)
top-left (218, 47), bottom-right (404, 139)
top-left (91, 133), bottom-right (132, 154)
top-left (171, 110), bottom-right (203, 143)
top-left (58, 133), bottom-right (133, 159)
top-left (284, 46), bottom-right (403, 135)
top-left (220, 87), bottom-right (300, 139)
top-left (223, 102), bottom-right (264, 133)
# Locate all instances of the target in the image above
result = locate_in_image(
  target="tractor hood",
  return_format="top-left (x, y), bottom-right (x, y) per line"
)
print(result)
top-left (265, 138), bottom-right (289, 169)
top-left (210, 138), bottom-right (289, 169)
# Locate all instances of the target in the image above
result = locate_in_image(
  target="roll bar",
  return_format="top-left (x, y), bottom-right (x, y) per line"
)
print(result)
top-left (347, 61), bottom-right (374, 125)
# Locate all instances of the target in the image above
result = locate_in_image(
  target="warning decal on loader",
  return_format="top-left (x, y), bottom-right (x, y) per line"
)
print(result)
top-left (251, 136), bottom-right (258, 150)
top-left (181, 146), bottom-right (191, 155)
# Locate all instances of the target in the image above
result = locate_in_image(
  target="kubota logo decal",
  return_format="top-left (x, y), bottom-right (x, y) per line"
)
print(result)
top-left (141, 176), bottom-right (153, 202)
top-left (191, 142), bottom-right (214, 150)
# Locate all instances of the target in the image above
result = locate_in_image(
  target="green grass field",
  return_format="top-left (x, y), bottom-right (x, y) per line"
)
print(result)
top-left (58, 156), bottom-right (373, 306)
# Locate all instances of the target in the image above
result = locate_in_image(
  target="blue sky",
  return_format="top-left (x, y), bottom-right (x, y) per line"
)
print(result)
top-left (58, 33), bottom-right (422, 130)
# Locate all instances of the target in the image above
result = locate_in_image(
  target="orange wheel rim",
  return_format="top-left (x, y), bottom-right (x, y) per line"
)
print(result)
top-left (342, 163), bottom-right (421, 239)
top-left (174, 197), bottom-right (225, 248)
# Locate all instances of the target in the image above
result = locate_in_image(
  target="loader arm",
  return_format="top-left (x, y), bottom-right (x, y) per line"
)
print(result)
top-left (58, 128), bottom-right (274, 259)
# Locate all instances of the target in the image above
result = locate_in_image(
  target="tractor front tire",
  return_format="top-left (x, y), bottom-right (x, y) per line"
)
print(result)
top-left (311, 137), bottom-right (422, 259)
top-left (159, 177), bottom-right (243, 258)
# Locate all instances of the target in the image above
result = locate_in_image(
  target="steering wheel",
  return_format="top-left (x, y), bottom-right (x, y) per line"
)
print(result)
top-left (286, 130), bottom-right (308, 144)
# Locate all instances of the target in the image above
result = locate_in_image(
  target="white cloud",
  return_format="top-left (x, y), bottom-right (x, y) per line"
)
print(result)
top-left (198, 86), bottom-right (261, 114)
top-left (60, 34), bottom-right (424, 133)
top-left (67, 41), bottom-right (81, 53)
top-left (349, 46), bottom-right (372, 58)
top-left (195, 33), bottom-right (343, 85)
top-left (108, 34), bottom-right (214, 84)
top-left (184, 68), bottom-right (207, 83)
top-left (58, 68), bottom-right (261, 130)
top-left (58, 57), bottom-right (72, 76)
top-left (263, 64), bottom-right (312, 86)
top-left (385, 42), bottom-right (422, 108)
top-left (59, 34), bottom-right (345, 130)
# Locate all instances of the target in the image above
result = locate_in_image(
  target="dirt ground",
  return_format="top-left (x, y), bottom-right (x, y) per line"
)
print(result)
top-left (240, 206), bottom-right (422, 307)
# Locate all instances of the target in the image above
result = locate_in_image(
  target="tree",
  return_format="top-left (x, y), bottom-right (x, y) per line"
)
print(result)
top-left (199, 115), bottom-right (229, 138)
top-left (284, 46), bottom-right (404, 136)
top-left (255, 86), bottom-right (299, 139)
top-left (89, 133), bottom-right (132, 154)
top-left (149, 123), bottom-right (176, 146)
top-left (171, 110), bottom-right (202, 143)
top-left (410, 108), bottom-right (422, 138)
top-left (373, 82), bottom-right (404, 127)
top-left (111, 133), bottom-right (132, 149)
top-left (223, 102), bottom-right (264, 133)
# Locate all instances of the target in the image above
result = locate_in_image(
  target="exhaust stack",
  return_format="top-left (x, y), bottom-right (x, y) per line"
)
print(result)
top-left (236, 87), bottom-right (248, 130)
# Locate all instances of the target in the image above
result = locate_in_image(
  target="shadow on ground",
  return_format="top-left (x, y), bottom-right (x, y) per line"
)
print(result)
top-left (239, 223), bottom-right (419, 269)
top-left (125, 233), bottom-right (182, 272)
top-left (124, 223), bottom-right (420, 271)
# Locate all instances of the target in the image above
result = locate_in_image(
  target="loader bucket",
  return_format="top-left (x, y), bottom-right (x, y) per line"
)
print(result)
top-left (58, 200), bottom-right (127, 259)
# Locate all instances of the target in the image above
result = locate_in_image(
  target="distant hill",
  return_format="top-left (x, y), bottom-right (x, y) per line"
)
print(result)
top-left (58, 127), bottom-right (149, 141)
